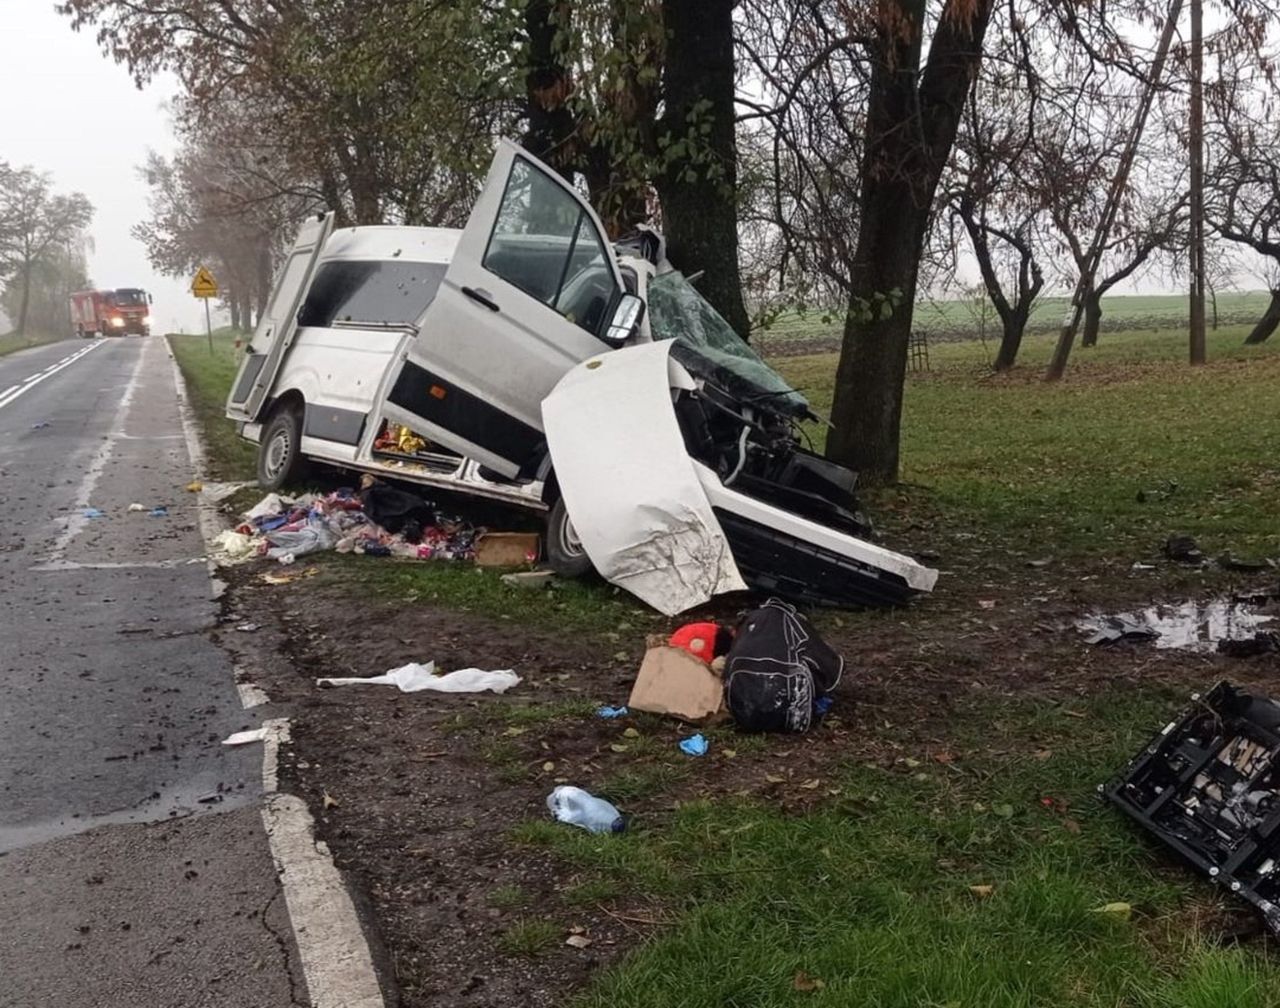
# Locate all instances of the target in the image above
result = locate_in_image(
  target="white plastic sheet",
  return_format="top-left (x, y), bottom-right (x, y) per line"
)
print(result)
top-left (316, 661), bottom-right (520, 694)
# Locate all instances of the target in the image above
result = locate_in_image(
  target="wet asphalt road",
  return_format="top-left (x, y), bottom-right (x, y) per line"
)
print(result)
top-left (0, 337), bottom-right (303, 1006)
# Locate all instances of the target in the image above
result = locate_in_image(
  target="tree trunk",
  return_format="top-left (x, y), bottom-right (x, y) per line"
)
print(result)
top-left (522, 0), bottom-right (577, 182)
top-left (16, 264), bottom-right (33, 338)
top-left (1081, 292), bottom-right (1102, 347)
top-left (827, 0), bottom-right (994, 483)
top-left (655, 0), bottom-right (750, 339)
top-left (228, 296), bottom-right (241, 332)
top-left (993, 309), bottom-right (1028, 371)
top-left (1245, 288), bottom-right (1280, 344)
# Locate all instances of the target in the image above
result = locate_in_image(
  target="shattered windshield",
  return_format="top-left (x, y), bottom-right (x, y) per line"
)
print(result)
top-left (646, 270), bottom-right (808, 416)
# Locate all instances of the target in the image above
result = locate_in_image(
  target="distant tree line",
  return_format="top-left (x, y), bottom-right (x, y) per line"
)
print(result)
top-left (58, 0), bottom-right (1280, 481)
top-left (0, 163), bottom-right (93, 338)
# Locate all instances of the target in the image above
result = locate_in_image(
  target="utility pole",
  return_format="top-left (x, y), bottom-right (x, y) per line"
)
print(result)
top-left (1046, 0), bottom-right (1183, 381)
top-left (1188, 0), bottom-right (1207, 365)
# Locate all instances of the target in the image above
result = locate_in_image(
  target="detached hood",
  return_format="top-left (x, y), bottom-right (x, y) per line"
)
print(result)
top-left (541, 341), bottom-right (747, 615)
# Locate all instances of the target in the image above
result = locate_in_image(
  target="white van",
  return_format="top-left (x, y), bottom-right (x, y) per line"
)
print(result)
top-left (226, 140), bottom-right (936, 615)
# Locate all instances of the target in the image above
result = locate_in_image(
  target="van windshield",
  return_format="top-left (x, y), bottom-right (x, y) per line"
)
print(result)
top-left (111, 289), bottom-right (147, 306)
top-left (645, 270), bottom-right (808, 417)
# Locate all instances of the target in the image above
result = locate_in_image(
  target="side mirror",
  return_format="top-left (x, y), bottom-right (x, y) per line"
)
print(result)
top-left (601, 293), bottom-right (645, 347)
top-left (148, 293), bottom-right (154, 304)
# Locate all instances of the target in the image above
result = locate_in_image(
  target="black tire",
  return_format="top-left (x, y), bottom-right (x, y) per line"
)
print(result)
top-left (544, 496), bottom-right (593, 578)
top-left (257, 405), bottom-right (308, 490)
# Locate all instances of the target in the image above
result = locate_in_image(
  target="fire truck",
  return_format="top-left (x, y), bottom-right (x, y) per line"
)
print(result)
top-left (69, 288), bottom-right (153, 337)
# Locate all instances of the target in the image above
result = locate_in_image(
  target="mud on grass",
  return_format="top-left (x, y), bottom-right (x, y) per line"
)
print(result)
top-left (217, 557), bottom-right (1280, 1007)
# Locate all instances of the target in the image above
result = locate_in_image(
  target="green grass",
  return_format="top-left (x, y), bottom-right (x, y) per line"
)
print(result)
top-left (499, 918), bottom-right (561, 957)
top-left (780, 324), bottom-right (1280, 560)
top-left (507, 686), bottom-right (1280, 1008)
top-left (168, 331), bottom-right (258, 480)
top-left (0, 329), bottom-right (66, 357)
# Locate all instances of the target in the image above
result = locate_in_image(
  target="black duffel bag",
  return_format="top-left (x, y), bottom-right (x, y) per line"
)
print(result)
top-left (722, 598), bottom-right (845, 733)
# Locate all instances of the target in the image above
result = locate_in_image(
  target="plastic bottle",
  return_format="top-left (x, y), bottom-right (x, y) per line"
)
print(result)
top-left (546, 786), bottom-right (625, 834)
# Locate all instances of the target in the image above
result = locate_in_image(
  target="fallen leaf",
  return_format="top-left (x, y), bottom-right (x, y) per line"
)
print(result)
top-left (565, 934), bottom-right (593, 949)
top-left (1063, 818), bottom-right (1081, 834)
top-left (1032, 749), bottom-right (1053, 761)
top-left (933, 751), bottom-right (956, 765)
top-left (542, 761), bottom-right (555, 772)
top-left (902, 757), bottom-right (922, 768)
top-left (1091, 901), bottom-right (1132, 919)
top-left (609, 743), bottom-right (629, 753)
top-left (622, 727), bottom-right (640, 739)
top-left (765, 774), bottom-right (785, 784)
top-left (978, 600), bottom-right (997, 609)
top-left (503, 726), bottom-right (527, 737)
top-left (1063, 709), bottom-right (1086, 719)
top-left (322, 791), bottom-right (338, 810)
top-left (968, 884), bottom-right (995, 899)
top-left (722, 748), bottom-right (737, 758)
top-left (800, 778), bottom-right (821, 789)
top-left (185, 481), bottom-right (203, 493)
top-left (793, 971), bottom-right (825, 992)
top-left (993, 803), bottom-right (1014, 819)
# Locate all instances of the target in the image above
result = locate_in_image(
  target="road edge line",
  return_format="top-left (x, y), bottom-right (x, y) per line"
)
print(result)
top-left (166, 338), bottom-right (387, 1008)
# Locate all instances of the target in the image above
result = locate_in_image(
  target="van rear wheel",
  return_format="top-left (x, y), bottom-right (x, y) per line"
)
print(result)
top-left (257, 406), bottom-right (307, 490)
top-left (545, 496), bottom-right (593, 578)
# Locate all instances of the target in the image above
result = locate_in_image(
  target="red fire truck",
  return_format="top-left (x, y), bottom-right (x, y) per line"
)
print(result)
top-left (69, 288), bottom-right (153, 337)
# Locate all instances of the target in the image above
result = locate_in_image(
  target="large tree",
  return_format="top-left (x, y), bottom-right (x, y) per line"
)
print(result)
top-left (0, 164), bottom-right (93, 337)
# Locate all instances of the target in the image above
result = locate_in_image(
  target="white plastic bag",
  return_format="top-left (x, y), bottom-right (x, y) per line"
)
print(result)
top-left (317, 661), bottom-right (520, 694)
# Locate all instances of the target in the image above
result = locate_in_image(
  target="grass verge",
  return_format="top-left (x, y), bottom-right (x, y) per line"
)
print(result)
top-left (517, 686), bottom-right (1280, 1007)
top-left (0, 330), bottom-right (67, 357)
top-left (168, 331), bottom-right (258, 481)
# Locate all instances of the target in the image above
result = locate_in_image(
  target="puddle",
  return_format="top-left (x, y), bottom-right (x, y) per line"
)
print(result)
top-left (1078, 596), bottom-right (1278, 653)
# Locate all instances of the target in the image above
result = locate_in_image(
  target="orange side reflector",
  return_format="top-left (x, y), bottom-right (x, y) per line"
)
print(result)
top-left (429, 385), bottom-right (447, 400)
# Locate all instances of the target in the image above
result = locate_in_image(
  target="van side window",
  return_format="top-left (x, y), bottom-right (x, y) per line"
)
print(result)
top-left (297, 261), bottom-right (446, 328)
top-left (482, 157), bottom-right (618, 336)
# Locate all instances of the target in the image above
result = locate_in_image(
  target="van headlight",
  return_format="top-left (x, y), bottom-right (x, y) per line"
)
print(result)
top-left (143, 314), bottom-right (153, 324)
top-left (110, 317), bottom-right (125, 327)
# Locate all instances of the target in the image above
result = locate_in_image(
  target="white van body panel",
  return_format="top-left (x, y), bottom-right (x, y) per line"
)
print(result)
top-left (542, 341), bottom-right (747, 616)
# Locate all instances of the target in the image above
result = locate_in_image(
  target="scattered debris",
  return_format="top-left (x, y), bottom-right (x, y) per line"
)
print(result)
top-left (500, 570), bottom-right (555, 590)
top-left (628, 640), bottom-right (727, 723)
top-left (1135, 481), bottom-right (1177, 503)
top-left (1162, 534), bottom-right (1205, 565)
top-left (546, 785), bottom-right (625, 834)
top-left (148, 506), bottom-right (168, 518)
top-left (221, 728), bottom-right (268, 746)
top-left (1090, 902), bottom-right (1132, 919)
top-left (1218, 633), bottom-right (1280, 658)
top-left (1078, 598), bottom-right (1276, 652)
top-left (596, 705), bottom-right (629, 719)
top-left (668, 621), bottom-right (731, 663)
top-left (259, 568), bottom-right (318, 586)
top-left (968, 884), bottom-right (995, 899)
top-left (316, 661), bottom-right (520, 694)
top-left (185, 481), bottom-right (204, 493)
top-left (1104, 681), bottom-right (1280, 936)
top-left (322, 790), bottom-right (339, 810)
top-left (564, 932), bottom-right (593, 949)
top-left (30, 421), bottom-right (49, 430)
top-left (127, 503), bottom-right (145, 513)
top-left (793, 971), bottom-right (826, 993)
top-left (82, 507), bottom-right (105, 519)
top-left (1218, 553), bottom-right (1275, 573)
top-left (235, 622), bottom-right (260, 633)
top-left (474, 532), bottom-right (540, 568)
top-left (678, 733), bottom-right (708, 756)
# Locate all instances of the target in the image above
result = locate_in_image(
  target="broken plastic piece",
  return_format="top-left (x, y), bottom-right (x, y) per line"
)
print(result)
top-left (221, 728), bottom-right (268, 746)
top-left (597, 705), bottom-right (629, 719)
top-left (149, 506), bottom-right (168, 518)
top-left (82, 507), bottom-right (105, 519)
top-left (316, 661), bottom-right (520, 694)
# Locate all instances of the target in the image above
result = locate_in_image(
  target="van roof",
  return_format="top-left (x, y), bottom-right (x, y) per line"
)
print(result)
top-left (321, 225), bottom-right (460, 264)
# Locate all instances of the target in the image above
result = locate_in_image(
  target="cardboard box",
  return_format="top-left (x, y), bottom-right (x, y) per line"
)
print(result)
top-left (627, 643), bottom-right (727, 723)
top-left (475, 532), bottom-right (540, 568)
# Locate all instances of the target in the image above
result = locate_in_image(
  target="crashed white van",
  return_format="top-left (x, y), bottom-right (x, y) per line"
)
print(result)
top-left (226, 139), bottom-right (937, 615)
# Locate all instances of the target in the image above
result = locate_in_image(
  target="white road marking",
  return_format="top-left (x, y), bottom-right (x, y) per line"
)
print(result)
top-left (167, 341), bottom-right (386, 1008)
top-left (43, 343), bottom-right (146, 564)
top-left (0, 340), bottom-right (106, 411)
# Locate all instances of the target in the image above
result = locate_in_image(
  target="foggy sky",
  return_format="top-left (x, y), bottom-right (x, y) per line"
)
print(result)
top-left (1, 3), bottom-right (220, 332)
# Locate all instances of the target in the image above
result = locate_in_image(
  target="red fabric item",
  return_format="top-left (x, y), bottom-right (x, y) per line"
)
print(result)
top-left (668, 622), bottom-right (724, 663)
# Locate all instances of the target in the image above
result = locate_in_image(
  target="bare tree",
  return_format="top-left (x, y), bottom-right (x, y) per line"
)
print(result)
top-left (0, 164), bottom-right (94, 337)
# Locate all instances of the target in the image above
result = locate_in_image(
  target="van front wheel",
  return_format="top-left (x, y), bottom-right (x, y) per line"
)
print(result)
top-left (257, 406), bottom-right (307, 490)
top-left (545, 497), bottom-right (593, 578)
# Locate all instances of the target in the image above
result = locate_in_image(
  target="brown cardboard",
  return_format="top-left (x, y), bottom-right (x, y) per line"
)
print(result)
top-left (475, 532), bottom-right (541, 568)
top-left (627, 645), bottom-right (727, 723)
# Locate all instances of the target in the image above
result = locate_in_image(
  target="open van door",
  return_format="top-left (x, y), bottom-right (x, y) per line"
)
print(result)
top-left (227, 212), bottom-right (335, 422)
top-left (381, 140), bottom-right (630, 478)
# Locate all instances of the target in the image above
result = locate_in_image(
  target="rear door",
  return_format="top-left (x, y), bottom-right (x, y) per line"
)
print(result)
top-left (381, 140), bottom-right (623, 477)
top-left (227, 212), bottom-right (335, 422)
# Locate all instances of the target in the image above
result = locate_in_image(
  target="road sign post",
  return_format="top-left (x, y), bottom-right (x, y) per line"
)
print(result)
top-left (190, 266), bottom-right (219, 354)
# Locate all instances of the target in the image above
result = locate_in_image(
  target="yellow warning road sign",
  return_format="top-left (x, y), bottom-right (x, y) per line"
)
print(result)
top-left (191, 265), bottom-right (219, 299)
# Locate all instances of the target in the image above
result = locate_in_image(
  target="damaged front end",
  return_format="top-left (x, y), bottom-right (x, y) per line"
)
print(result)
top-left (1104, 681), bottom-right (1280, 935)
top-left (541, 327), bottom-right (937, 614)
